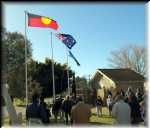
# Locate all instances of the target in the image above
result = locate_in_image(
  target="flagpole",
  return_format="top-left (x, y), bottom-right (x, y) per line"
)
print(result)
top-left (50, 32), bottom-right (56, 102)
top-left (66, 47), bottom-right (70, 95)
top-left (24, 11), bottom-right (28, 105)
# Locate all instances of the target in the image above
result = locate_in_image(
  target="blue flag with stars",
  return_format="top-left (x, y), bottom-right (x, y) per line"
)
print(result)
top-left (68, 50), bottom-right (80, 66)
top-left (55, 33), bottom-right (76, 49)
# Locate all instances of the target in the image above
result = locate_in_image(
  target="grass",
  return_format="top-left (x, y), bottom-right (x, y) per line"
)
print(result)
top-left (89, 107), bottom-right (116, 125)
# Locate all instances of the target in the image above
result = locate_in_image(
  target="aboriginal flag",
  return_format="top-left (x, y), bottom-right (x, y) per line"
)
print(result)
top-left (27, 12), bottom-right (58, 30)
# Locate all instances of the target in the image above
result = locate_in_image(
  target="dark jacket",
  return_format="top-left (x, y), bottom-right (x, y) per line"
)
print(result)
top-left (26, 101), bottom-right (41, 120)
top-left (62, 99), bottom-right (74, 113)
top-left (95, 98), bottom-right (103, 106)
top-left (128, 96), bottom-right (142, 124)
top-left (40, 102), bottom-right (51, 124)
top-left (52, 98), bottom-right (62, 114)
top-left (26, 100), bottom-right (48, 123)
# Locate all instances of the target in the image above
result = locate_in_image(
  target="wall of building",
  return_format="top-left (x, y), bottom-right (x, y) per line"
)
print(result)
top-left (92, 74), bottom-right (116, 105)
top-left (99, 76), bottom-right (115, 89)
top-left (91, 73), bottom-right (102, 89)
top-left (91, 73), bottom-right (115, 89)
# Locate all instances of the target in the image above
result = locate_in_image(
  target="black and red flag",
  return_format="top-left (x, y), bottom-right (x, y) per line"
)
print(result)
top-left (27, 12), bottom-right (58, 30)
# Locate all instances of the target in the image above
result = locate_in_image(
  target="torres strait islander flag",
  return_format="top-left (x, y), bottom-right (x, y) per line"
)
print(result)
top-left (27, 12), bottom-right (58, 30)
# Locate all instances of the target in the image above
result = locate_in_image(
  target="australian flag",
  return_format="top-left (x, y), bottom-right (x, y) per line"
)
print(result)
top-left (68, 50), bottom-right (80, 66)
top-left (55, 33), bottom-right (76, 49)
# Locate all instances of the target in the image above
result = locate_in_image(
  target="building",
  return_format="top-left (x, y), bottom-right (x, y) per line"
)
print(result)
top-left (91, 68), bottom-right (145, 104)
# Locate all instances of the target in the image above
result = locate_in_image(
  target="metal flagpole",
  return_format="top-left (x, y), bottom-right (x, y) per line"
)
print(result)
top-left (50, 32), bottom-right (56, 102)
top-left (24, 11), bottom-right (28, 105)
top-left (66, 47), bottom-right (70, 95)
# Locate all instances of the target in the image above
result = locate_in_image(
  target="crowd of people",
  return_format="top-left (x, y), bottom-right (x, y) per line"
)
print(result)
top-left (105, 87), bottom-right (147, 126)
top-left (26, 87), bottom-right (147, 126)
top-left (26, 94), bottom-right (91, 126)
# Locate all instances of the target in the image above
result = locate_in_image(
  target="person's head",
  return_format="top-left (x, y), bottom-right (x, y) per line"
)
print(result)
top-left (32, 93), bottom-right (39, 102)
top-left (115, 94), bottom-right (124, 102)
top-left (128, 91), bottom-right (136, 101)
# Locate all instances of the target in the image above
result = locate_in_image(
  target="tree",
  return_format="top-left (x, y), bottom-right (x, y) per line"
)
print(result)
top-left (28, 58), bottom-right (74, 98)
top-left (108, 45), bottom-right (147, 77)
top-left (75, 76), bottom-right (87, 88)
top-left (2, 28), bottom-right (32, 98)
top-left (72, 73), bottom-right (76, 99)
top-left (75, 76), bottom-right (89, 101)
top-left (28, 78), bottom-right (42, 103)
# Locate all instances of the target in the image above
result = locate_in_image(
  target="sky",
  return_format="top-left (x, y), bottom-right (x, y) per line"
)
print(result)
top-left (3, 2), bottom-right (146, 78)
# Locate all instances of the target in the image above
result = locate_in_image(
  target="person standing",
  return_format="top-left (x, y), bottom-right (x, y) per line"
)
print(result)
top-left (52, 97), bottom-right (62, 123)
top-left (112, 94), bottom-right (131, 125)
top-left (120, 89), bottom-right (125, 97)
top-left (26, 94), bottom-right (47, 126)
top-left (125, 87), bottom-right (133, 98)
top-left (127, 92), bottom-right (142, 125)
top-left (139, 100), bottom-right (144, 122)
top-left (106, 95), bottom-right (113, 116)
top-left (40, 96), bottom-right (51, 124)
top-left (142, 92), bottom-right (148, 126)
top-left (71, 96), bottom-right (91, 125)
top-left (107, 90), bottom-right (112, 97)
top-left (135, 88), bottom-right (143, 103)
top-left (61, 95), bottom-right (74, 124)
top-left (95, 96), bottom-right (103, 117)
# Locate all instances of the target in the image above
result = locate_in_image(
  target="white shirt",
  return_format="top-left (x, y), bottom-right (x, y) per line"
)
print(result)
top-left (106, 98), bottom-right (113, 106)
top-left (112, 100), bottom-right (131, 125)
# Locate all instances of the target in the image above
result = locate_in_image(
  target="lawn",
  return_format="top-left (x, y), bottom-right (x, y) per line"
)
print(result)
top-left (90, 107), bottom-right (116, 125)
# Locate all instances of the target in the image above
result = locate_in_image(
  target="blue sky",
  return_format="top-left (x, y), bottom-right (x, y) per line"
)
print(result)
top-left (3, 2), bottom-right (146, 77)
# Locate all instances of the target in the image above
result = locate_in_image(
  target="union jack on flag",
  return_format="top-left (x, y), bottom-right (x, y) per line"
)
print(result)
top-left (55, 33), bottom-right (76, 49)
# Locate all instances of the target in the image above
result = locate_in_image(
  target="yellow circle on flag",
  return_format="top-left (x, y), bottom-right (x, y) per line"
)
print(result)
top-left (41, 17), bottom-right (52, 25)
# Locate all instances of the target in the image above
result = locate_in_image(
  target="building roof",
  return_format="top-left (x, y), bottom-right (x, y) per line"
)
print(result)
top-left (98, 68), bottom-right (145, 82)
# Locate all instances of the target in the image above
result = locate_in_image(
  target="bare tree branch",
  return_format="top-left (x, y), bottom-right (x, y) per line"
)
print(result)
top-left (108, 44), bottom-right (147, 77)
